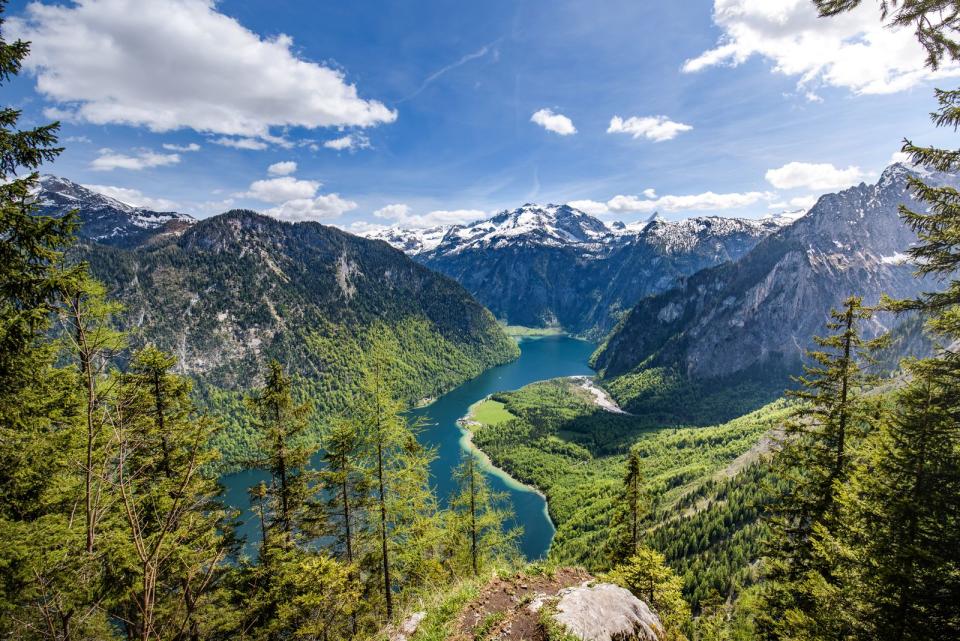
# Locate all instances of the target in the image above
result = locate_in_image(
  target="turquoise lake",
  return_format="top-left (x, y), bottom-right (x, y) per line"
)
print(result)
top-left (219, 334), bottom-right (596, 560)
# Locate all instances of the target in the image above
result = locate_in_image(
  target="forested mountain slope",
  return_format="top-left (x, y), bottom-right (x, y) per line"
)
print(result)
top-left (35, 177), bottom-right (519, 466)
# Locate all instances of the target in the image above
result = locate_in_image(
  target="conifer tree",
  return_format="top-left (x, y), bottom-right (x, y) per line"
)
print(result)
top-left (608, 547), bottom-right (691, 641)
top-left (112, 347), bottom-right (235, 641)
top-left (837, 362), bottom-right (960, 640)
top-left (354, 329), bottom-right (441, 620)
top-left (247, 360), bottom-right (316, 547)
top-left (758, 296), bottom-right (881, 639)
top-left (447, 454), bottom-right (520, 576)
top-left (812, 3), bottom-right (960, 639)
top-left (59, 275), bottom-right (125, 554)
top-left (611, 448), bottom-right (647, 561)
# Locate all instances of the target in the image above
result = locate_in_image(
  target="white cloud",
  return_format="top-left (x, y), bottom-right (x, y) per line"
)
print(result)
top-left (890, 151), bottom-right (912, 164)
top-left (83, 183), bottom-right (180, 210)
top-left (264, 194), bottom-right (357, 222)
top-left (770, 195), bottom-right (819, 210)
top-left (91, 148), bottom-right (180, 171)
top-left (643, 188), bottom-right (657, 199)
top-left (243, 176), bottom-right (321, 203)
top-left (267, 161), bottom-right (297, 176)
top-left (765, 161), bottom-right (865, 190)
top-left (374, 203), bottom-right (485, 228)
top-left (567, 199), bottom-right (610, 216)
top-left (9, 0), bottom-right (396, 141)
top-left (212, 137), bottom-right (269, 151)
top-left (683, 0), bottom-right (960, 95)
top-left (323, 133), bottom-right (371, 151)
top-left (530, 108), bottom-right (577, 136)
top-left (162, 142), bottom-right (200, 152)
top-left (65, 135), bottom-right (91, 143)
top-left (607, 115), bottom-right (692, 142)
top-left (607, 190), bottom-right (774, 214)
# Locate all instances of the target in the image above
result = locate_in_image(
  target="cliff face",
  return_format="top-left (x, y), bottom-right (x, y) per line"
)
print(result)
top-left (593, 164), bottom-right (947, 382)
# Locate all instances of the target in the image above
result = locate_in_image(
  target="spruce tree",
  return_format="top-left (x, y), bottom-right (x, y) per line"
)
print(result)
top-left (608, 547), bottom-right (691, 641)
top-left (837, 362), bottom-right (960, 640)
top-left (813, 3), bottom-right (960, 639)
top-left (611, 448), bottom-right (647, 561)
top-left (758, 296), bottom-right (881, 639)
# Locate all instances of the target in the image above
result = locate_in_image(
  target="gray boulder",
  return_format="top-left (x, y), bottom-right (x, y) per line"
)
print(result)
top-left (551, 582), bottom-right (663, 641)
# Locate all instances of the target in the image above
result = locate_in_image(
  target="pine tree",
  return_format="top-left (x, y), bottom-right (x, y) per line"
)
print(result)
top-left (447, 454), bottom-right (520, 576)
top-left (812, 4), bottom-right (960, 639)
top-left (758, 296), bottom-right (881, 639)
top-left (608, 547), bottom-right (691, 641)
top-left (112, 347), bottom-right (235, 641)
top-left (246, 360), bottom-right (317, 548)
top-left (611, 448), bottom-right (647, 562)
top-left (354, 329), bottom-right (441, 620)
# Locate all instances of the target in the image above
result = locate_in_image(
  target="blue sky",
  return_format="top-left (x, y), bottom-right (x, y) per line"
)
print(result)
top-left (5, 0), bottom-right (958, 231)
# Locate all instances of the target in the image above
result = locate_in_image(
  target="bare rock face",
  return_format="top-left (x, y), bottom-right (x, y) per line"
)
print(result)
top-left (551, 583), bottom-right (663, 641)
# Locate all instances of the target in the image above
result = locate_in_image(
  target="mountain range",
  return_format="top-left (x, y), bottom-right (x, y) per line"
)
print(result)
top-left (36, 176), bottom-right (519, 468)
top-left (367, 204), bottom-right (789, 337)
top-left (592, 163), bottom-right (943, 397)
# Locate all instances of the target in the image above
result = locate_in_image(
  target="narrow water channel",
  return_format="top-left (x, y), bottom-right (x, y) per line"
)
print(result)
top-left (219, 335), bottom-right (595, 560)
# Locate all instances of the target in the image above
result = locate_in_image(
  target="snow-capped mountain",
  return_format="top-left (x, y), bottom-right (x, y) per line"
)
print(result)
top-left (593, 163), bottom-right (952, 385)
top-left (365, 203), bottom-right (789, 336)
top-left (36, 175), bottom-right (195, 248)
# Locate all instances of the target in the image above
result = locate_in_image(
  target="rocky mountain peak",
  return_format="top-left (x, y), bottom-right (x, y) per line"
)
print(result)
top-left (36, 174), bottom-right (195, 248)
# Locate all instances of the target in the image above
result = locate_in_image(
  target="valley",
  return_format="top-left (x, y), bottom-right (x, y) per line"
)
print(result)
top-left (5, 1), bottom-right (960, 639)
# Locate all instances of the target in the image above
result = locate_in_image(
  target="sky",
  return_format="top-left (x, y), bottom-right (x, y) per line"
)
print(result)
top-left (4, 0), bottom-right (959, 232)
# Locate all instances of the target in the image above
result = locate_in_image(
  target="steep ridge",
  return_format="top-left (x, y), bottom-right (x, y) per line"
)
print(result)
top-left (592, 163), bottom-right (947, 387)
top-left (36, 175), bottom-right (195, 248)
top-left (81, 209), bottom-right (518, 395)
top-left (367, 204), bottom-right (784, 336)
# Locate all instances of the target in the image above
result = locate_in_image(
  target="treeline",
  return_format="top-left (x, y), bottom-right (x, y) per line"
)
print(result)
top-left (0, 20), bottom-right (520, 639)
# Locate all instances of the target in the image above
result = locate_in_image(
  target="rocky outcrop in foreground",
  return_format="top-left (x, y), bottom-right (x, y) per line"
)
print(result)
top-left (451, 568), bottom-right (663, 641)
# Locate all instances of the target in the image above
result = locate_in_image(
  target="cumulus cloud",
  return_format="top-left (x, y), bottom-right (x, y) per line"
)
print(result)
top-left (267, 161), bottom-right (297, 176)
top-left (607, 115), bottom-right (692, 142)
top-left (83, 183), bottom-right (180, 210)
top-left (765, 161), bottom-right (865, 190)
top-left (243, 176), bottom-right (321, 203)
top-left (890, 150), bottom-right (912, 164)
top-left (264, 193), bottom-right (357, 222)
top-left (530, 108), bottom-right (577, 136)
top-left (323, 133), bottom-right (371, 151)
top-left (567, 200), bottom-right (610, 216)
top-left (91, 148), bottom-right (180, 171)
top-left (9, 0), bottom-right (396, 142)
top-left (683, 0), bottom-right (960, 95)
top-left (606, 190), bottom-right (774, 214)
top-left (162, 142), bottom-right (200, 152)
top-left (374, 203), bottom-right (486, 228)
top-left (212, 137), bottom-right (269, 151)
